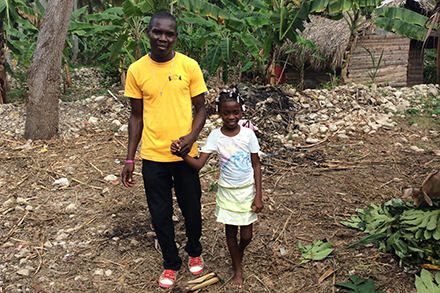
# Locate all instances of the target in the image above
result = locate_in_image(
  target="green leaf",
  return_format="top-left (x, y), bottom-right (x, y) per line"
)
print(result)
top-left (424, 229), bottom-right (433, 240)
top-left (181, 12), bottom-right (216, 27)
top-left (123, 0), bottom-right (143, 17)
top-left (109, 33), bottom-right (129, 62)
top-left (84, 13), bottom-right (123, 23)
top-left (221, 38), bottom-right (232, 64)
top-left (201, 44), bottom-right (222, 74)
top-left (374, 6), bottom-right (428, 27)
top-left (239, 60), bottom-right (254, 72)
top-left (71, 5), bottom-right (87, 20)
top-left (299, 240), bottom-right (334, 264)
top-left (373, 17), bottom-right (427, 41)
top-left (346, 233), bottom-right (387, 249)
top-left (241, 33), bottom-right (260, 60)
top-left (433, 223), bottom-right (440, 240)
top-left (427, 214), bottom-right (438, 231)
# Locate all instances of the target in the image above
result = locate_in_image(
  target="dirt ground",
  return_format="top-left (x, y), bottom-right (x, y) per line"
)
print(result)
top-left (1, 87), bottom-right (440, 293)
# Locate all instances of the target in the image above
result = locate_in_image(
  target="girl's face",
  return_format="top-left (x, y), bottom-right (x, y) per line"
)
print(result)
top-left (219, 100), bottom-right (242, 131)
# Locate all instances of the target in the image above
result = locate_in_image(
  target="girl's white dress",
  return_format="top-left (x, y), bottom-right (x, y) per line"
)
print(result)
top-left (201, 125), bottom-right (260, 226)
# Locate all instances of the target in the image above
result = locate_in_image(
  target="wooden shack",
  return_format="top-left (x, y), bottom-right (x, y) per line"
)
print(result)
top-left (347, 32), bottom-right (422, 87)
top-left (277, 0), bottom-right (434, 88)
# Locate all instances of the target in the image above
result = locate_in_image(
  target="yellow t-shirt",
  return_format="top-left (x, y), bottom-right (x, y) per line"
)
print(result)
top-left (124, 52), bottom-right (207, 162)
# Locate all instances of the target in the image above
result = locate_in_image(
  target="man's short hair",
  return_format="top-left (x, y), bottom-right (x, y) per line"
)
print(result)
top-left (149, 11), bottom-right (177, 28)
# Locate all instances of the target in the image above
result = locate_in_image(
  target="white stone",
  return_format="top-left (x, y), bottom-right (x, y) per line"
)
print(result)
top-left (338, 134), bottom-right (349, 141)
top-left (3, 198), bottom-right (16, 207)
top-left (306, 137), bottom-right (319, 144)
top-left (88, 117), bottom-right (99, 124)
top-left (94, 95), bottom-right (106, 102)
top-left (111, 120), bottom-right (121, 126)
top-left (118, 125), bottom-right (128, 132)
top-left (319, 126), bottom-right (328, 133)
top-left (308, 124), bottom-right (320, 135)
top-left (362, 126), bottom-right (371, 133)
top-left (16, 269), bottom-right (30, 276)
top-left (328, 123), bottom-right (338, 132)
top-left (308, 113), bottom-right (318, 120)
top-left (55, 233), bottom-right (69, 242)
top-left (105, 270), bottom-right (113, 277)
top-left (94, 268), bottom-right (104, 276)
top-left (410, 146), bottom-right (424, 153)
top-left (53, 178), bottom-right (70, 187)
top-left (104, 174), bottom-right (118, 182)
top-left (65, 203), bottom-right (77, 211)
top-left (44, 241), bottom-right (53, 248)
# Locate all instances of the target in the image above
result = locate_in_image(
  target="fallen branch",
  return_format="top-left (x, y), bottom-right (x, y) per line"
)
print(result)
top-left (2, 210), bottom-right (30, 243)
top-left (73, 216), bottom-right (96, 234)
top-left (173, 272), bottom-right (220, 292)
top-left (77, 156), bottom-right (104, 177)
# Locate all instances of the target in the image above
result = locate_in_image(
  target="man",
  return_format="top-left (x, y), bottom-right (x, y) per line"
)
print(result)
top-left (121, 11), bottom-right (207, 288)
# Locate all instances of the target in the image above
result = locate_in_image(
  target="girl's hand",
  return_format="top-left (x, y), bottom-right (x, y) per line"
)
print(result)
top-left (251, 196), bottom-right (264, 213)
top-left (171, 139), bottom-right (181, 154)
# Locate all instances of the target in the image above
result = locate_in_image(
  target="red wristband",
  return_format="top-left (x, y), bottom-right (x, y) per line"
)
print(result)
top-left (125, 160), bottom-right (135, 164)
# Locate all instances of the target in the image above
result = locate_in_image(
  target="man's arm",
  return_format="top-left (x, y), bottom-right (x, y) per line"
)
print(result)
top-left (177, 93), bottom-right (206, 156)
top-left (121, 98), bottom-right (143, 187)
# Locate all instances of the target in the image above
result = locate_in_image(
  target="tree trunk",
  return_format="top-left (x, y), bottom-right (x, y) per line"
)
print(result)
top-left (25, 0), bottom-right (73, 140)
top-left (71, 0), bottom-right (79, 64)
top-left (437, 36), bottom-right (440, 85)
top-left (0, 19), bottom-right (7, 104)
top-left (264, 43), bottom-right (276, 85)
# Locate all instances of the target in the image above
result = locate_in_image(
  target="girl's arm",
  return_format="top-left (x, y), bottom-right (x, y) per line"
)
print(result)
top-left (171, 139), bottom-right (211, 170)
top-left (251, 153), bottom-right (264, 213)
top-left (182, 152), bottom-right (211, 171)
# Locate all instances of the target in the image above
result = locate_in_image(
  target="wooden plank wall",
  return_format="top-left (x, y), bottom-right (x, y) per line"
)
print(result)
top-left (407, 40), bottom-right (424, 86)
top-left (347, 34), bottom-right (411, 87)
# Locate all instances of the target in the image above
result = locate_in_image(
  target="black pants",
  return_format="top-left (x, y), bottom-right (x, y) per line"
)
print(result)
top-left (142, 159), bottom-right (202, 271)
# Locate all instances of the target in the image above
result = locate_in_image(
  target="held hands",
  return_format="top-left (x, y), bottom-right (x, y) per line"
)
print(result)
top-left (171, 139), bottom-right (183, 156)
top-left (251, 195), bottom-right (264, 213)
top-left (176, 133), bottom-right (195, 157)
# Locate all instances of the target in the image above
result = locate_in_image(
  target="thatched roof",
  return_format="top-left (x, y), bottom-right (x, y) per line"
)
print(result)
top-left (276, 0), bottom-right (434, 72)
top-left (276, 15), bottom-right (352, 72)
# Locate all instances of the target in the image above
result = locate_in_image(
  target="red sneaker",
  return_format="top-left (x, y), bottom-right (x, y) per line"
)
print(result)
top-left (158, 269), bottom-right (177, 288)
top-left (188, 255), bottom-right (204, 275)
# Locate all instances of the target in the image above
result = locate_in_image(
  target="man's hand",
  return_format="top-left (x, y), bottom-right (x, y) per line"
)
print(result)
top-left (176, 134), bottom-right (195, 157)
top-left (121, 163), bottom-right (136, 187)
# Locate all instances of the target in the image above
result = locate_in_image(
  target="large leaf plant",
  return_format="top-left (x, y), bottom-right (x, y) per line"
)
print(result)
top-left (177, 0), bottom-right (312, 83)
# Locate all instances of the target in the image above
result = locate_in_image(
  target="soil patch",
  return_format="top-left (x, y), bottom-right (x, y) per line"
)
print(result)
top-left (1, 84), bottom-right (439, 293)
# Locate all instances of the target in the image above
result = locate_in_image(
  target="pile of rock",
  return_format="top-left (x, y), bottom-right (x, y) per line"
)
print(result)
top-left (0, 82), bottom-right (439, 153)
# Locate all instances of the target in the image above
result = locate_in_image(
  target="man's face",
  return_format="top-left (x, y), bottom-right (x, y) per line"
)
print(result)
top-left (147, 17), bottom-right (178, 61)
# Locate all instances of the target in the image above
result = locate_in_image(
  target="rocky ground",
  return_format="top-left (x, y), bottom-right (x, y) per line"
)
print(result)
top-left (0, 68), bottom-right (439, 292)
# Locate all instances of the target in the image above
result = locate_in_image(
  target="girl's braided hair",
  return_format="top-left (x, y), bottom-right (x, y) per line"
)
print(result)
top-left (215, 87), bottom-right (245, 112)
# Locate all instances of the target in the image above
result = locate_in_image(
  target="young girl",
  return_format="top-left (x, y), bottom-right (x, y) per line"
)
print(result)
top-left (171, 88), bottom-right (263, 289)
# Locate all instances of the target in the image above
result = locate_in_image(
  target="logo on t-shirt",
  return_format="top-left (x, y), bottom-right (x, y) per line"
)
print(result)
top-left (169, 74), bottom-right (182, 81)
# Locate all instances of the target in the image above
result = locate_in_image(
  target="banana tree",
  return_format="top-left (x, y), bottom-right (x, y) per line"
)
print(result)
top-left (374, 6), bottom-right (430, 41)
top-left (177, 0), bottom-right (312, 84)
top-left (285, 36), bottom-right (327, 90)
top-left (69, 0), bottom-right (154, 85)
top-left (310, 0), bottom-right (383, 82)
top-left (373, 5), bottom-right (438, 83)
top-left (0, 0), bottom-right (42, 103)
